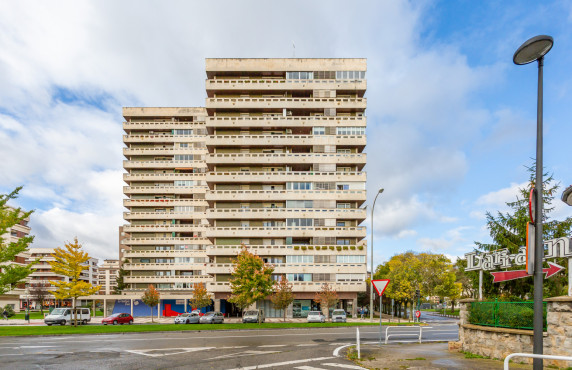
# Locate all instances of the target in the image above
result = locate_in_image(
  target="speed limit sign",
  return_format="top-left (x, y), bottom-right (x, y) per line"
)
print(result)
top-left (415, 310), bottom-right (421, 318)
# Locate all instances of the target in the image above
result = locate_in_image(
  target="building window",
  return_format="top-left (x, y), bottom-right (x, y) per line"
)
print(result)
top-left (286, 71), bottom-right (314, 80)
top-left (335, 71), bottom-right (365, 80)
top-left (286, 182), bottom-right (312, 190)
top-left (286, 218), bottom-right (313, 227)
top-left (287, 273), bottom-right (312, 282)
top-left (174, 129), bottom-right (193, 135)
top-left (336, 274), bottom-right (365, 281)
top-left (337, 255), bottom-right (365, 263)
top-left (336, 127), bottom-right (365, 135)
top-left (286, 200), bottom-right (313, 208)
top-left (312, 127), bottom-right (325, 135)
top-left (286, 255), bottom-right (314, 263)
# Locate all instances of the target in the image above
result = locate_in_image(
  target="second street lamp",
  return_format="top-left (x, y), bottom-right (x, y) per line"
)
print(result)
top-left (370, 188), bottom-right (384, 320)
top-left (513, 34), bottom-right (553, 370)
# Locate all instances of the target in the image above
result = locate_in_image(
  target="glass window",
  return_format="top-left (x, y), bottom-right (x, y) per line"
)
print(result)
top-left (286, 255), bottom-right (314, 263)
top-left (286, 273), bottom-right (312, 281)
top-left (174, 129), bottom-right (193, 136)
top-left (312, 127), bottom-right (325, 135)
top-left (174, 180), bottom-right (194, 187)
top-left (286, 218), bottom-right (313, 227)
top-left (336, 255), bottom-right (366, 263)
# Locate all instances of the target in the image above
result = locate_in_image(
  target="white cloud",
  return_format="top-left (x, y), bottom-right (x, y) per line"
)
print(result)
top-left (476, 182), bottom-right (528, 210)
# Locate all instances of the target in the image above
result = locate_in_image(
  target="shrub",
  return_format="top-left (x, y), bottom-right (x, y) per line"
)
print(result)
top-left (301, 246), bottom-right (307, 251)
top-left (294, 246), bottom-right (300, 250)
top-left (308, 246), bottom-right (314, 250)
top-left (3, 305), bottom-right (16, 318)
top-left (336, 246), bottom-right (342, 251)
top-left (357, 246), bottom-right (363, 250)
top-left (329, 246), bottom-right (335, 250)
top-left (350, 246), bottom-right (356, 250)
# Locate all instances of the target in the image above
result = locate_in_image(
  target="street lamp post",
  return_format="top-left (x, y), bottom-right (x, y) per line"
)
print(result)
top-left (513, 34), bottom-right (554, 370)
top-left (370, 188), bottom-right (384, 320)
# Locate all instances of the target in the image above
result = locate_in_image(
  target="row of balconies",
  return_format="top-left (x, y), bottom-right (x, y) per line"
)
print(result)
top-left (122, 225), bottom-right (206, 233)
top-left (124, 275), bottom-right (212, 282)
top-left (205, 208), bottom-right (366, 220)
top-left (123, 160), bottom-right (206, 169)
top-left (124, 250), bottom-right (208, 257)
top-left (206, 244), bottom-right (365, 256)
top-left (123, 199), bottom-right (206, 207)
top-left (124, 186), bottom-right (206, 195)
top-left (123, 212), bottom-right (207, 220)
top-left (123, 122), bottom-right (206, 130)
top-left (205, 78), bottom-right (366, 91)
top-left (205, 97), bottom-right (366, 110)
top-left (207, 281), bottom-right (365, 293)
top-left (123, 263), bottom-right (207, 270)
top-left (121, 237), bottom-right (210, 245)
top-left (123, 147), bottom-right (206, 156)
top-left (123, 171), bottom-right (365, 183)
top-left (204, 263), bottom-right (365, 275)
top-left (206, 153), bottom-right (365, 166)
top-left (205, 115), bottom-right (366, 129)
top-left (205, 189), bottom-right (366, 203)
top-left (206, 134), bottom-right (365, 148)
top-left (124, 134), bottom-right (207, 143)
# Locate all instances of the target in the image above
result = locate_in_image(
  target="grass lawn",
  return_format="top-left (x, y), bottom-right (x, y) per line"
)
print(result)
top-left (0, 321), bottom-right (420, 337)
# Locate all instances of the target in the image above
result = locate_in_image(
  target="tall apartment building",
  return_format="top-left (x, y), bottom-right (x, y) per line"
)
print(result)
top-left (0, 208), bottom-right (31, 312)
top-left (98, 259), bottom-right (120, 295)
top-left (121, 108), bottom-right (212, 294)
top-left (22, 248), bottom-right (99, 308)
top-left (121, 59), bottom-right (367, 318)
top-left (204, 59), bottom-right (367, 317)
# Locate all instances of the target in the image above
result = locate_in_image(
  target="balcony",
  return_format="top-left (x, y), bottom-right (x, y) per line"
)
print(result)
top-left (122, 224), bottom-right (206, 233)
top-left (205, 263), bottom-right (366, 275)
top-left (123, 134), bottom-right (207, 143)
top-left (206, 189), bottom-right (366, 203)
top-left (206, 171), bottom-right (366, 184)
top-left (125, 275), bottom-right (212, 282)
top-left (206, 115), bottom-right (366, 130)
top-left (206, 226), bottom-right (366, 238)
top-left (123, 122), bottom-right (206, 130)
top-left (206, 208), bottom-right (366, 220)
top-left (207, 281), bottom-right (365, 293)
top-left (124, 249), bottom-right (207, 257)
top-left (124, 263), bottom-right (207, 271)
top-left (123, 147), bottom-right (205, 156)
top-left (206, 244), bottom-right (366, 256)
top-left (205, 78), bottom-right (366, 92)
top-left (123, 199), bottom-right (206, 207)
top-left (205, 97), bottom-right (366, 110)
top-left (124, 212), bottom-right (206, 221)
top-left (206, 134), bottom-right (366, 148)
top-left (123, 173), bottom-right (206, 182)
top-left (121, 237), bottom-right (210, 245)
top-left (124, 186), bottom-right (207, 195)
top-left (206, 153), bottom-right (366, 167)
top-left (123, 160), bottom-right (206, 169)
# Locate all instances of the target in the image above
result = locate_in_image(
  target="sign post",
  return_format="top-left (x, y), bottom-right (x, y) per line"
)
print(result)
top-left (372, 279), bottom-right (390, 345)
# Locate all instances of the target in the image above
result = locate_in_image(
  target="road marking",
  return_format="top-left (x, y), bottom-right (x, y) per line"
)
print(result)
top-left (226, 356), bottom-right (335, 370)
top-left (322, 363), bottom-right (367, 369)
top-left (297, 343), bottom-right (319, 347)
top-left (258, 344), bottom-right (287, 348)
top-left (126, 347), bottom-right (215, 357)
top-left (0, 354), bottom-right (25, 357)
top-left (206, 350), bottom-right (281, 360)
top-left (20, 345), bottom-right (58, 348)
top-left (333, 344), bottom-right (353, 357)
top-left (295, 366), bottom-right (327, 370)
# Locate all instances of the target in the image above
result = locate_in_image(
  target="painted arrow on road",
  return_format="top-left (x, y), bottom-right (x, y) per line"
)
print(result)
top-left (490, 262), bottom-right (564, 283)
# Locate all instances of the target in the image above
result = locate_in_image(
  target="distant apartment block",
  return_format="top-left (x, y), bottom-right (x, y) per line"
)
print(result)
top-left (0, 208), bottom-right (31, 312)
top-left (98, 259), bottom-right (120, 295)
top-left (121, 58), bottom-right (367, 317)
top-left (22, 248), bottom-right (99, 309)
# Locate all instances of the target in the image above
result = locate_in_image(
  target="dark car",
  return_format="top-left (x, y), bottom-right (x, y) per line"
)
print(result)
top-left (102, 313), bottom-right (134, 325)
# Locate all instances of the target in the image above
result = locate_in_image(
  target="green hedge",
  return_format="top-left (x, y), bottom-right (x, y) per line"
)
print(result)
top-left (468, 301), bottom-right (546, 330)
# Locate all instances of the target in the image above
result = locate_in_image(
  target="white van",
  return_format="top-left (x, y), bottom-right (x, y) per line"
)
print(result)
top-left (44, 308), bottom-right (91, 326)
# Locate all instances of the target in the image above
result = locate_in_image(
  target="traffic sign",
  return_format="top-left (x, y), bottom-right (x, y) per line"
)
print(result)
top-left (371, 279), bottom-right (390, 296)
top-left (415, 310), bottom-right (421, 318)
top-left (490, 261), bottom-right (564, 283)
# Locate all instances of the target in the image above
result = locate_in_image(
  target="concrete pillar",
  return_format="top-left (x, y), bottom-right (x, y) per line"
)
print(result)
top-left (130, 299), bottom-right (133, 316)
top-left (157, 302), bottom-right (161, 319)
top-left (286, 302), bottom-right (293, 319)
top-left (352, 297), bottom-right (357, 318)
top-left (184, 299), bottom-right (188, 313)
top-left (103, 299), bottom-right (107, 317)
top-left (92, 300), bottom-right (95, 317)
top-left (214, 299), bottom-right (221, 312)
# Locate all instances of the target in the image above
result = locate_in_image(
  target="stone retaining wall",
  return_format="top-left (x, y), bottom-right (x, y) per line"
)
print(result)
top-left (455, 296), bottom-right (572, 367)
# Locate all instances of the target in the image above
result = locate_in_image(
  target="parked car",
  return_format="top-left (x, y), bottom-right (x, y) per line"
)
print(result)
top-left (174, 312), bottom-right (200, 324)
top-left (242, 309), bottom-right (265, 323)
top-left (45, 308), bottom-right (91, 326)
top-left (199, 311), bottom-right (224, 324)
top-left (102, 313), bottom-right (134, 325)
top-left (307, 311), bottom-right (326, 323)
top-left (331, 309), bottom-right (347, 323)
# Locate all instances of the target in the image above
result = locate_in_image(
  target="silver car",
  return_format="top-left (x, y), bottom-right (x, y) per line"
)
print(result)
top-left (174, 312), bottom-right (200, 324)
top-left (307, 311), bottom-right (326, 323)
top-left (199, 311), bottom-right (224, 324)
top-left (331, 309), bottom-right (347, 323)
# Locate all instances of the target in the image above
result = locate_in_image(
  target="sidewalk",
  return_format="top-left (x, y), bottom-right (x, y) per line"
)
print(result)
top-left (352, 342), bottom-right (530, 369)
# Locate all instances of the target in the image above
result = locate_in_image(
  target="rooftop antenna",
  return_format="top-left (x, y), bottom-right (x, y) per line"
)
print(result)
top-left (292, 41), bottom-right (295, 58)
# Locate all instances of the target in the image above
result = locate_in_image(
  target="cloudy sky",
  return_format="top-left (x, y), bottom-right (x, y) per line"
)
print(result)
top-left (1, 0), bottom-right (571, 266)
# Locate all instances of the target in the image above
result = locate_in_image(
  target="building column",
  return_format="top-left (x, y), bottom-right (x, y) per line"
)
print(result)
top-left (184, 299), bottom-right (188, 313)
top-left (352, 297), bottom-right (357, 318)
top-left (103, 299), bottom-right (107, 317)
top-left (214, 299), bottom-right (221, 312)
top-left (92, 300), bottom-right (95, 317)
top-left (286, 302), bottom-right (293, 319)
top-left (130, 299), bottom-right (133, 316)
top-left (157, 302), bottom-right (160, 319)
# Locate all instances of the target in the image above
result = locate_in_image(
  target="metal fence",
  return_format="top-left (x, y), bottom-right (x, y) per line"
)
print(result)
top-left (468, 300), bottom-right (546, 331)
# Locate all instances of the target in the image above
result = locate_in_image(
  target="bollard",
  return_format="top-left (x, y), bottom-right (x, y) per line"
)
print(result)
top-left (356, 327), bottom-right (360, 359)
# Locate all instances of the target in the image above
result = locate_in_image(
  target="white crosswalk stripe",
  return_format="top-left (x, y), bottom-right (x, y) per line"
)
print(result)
top-left (321, 363), bottom-right (367, 369)
top-left (295, 367), bottom-right (327, 370)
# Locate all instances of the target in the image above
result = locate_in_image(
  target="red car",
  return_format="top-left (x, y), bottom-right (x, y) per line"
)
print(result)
top-left (102, 313), bottom-right (134, 325)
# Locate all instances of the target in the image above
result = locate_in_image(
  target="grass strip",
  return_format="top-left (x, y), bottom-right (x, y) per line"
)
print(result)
top-left (0, 321), bottom-right (419, 337)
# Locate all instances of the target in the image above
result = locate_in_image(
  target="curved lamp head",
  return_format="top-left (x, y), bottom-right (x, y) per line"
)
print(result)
top-left (513, 35), bottom-right (553, 65)
top-left (378, 188), bottom-right (385, 194)
top-left (562, 185), bottom-right (572, 206)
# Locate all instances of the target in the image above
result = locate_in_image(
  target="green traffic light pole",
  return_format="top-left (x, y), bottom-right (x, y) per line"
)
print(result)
top-left (513, 34), bottom-right (553, 370)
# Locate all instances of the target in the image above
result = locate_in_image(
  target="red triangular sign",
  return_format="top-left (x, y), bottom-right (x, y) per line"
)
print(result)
top-left (372, 279), bottom-right (390, 296)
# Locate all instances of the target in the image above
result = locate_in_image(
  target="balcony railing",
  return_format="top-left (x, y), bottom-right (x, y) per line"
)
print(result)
top-left (206, 78), bottom-right (365, 86)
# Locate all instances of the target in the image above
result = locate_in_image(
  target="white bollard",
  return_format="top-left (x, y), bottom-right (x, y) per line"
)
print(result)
top-left (356, 327), bottom-right (360, 359)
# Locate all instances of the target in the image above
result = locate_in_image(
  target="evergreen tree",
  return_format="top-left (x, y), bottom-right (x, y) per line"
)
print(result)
top-left (475, 164), bottom-right (572, 298)
top-left (0, 187), bottom-right (36, 295)
top-left (114, 259), bottom-right (128, 294)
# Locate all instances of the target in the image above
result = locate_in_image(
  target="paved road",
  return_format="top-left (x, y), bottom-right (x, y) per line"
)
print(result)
top-left (0, 324), bottom-right (459, 369)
